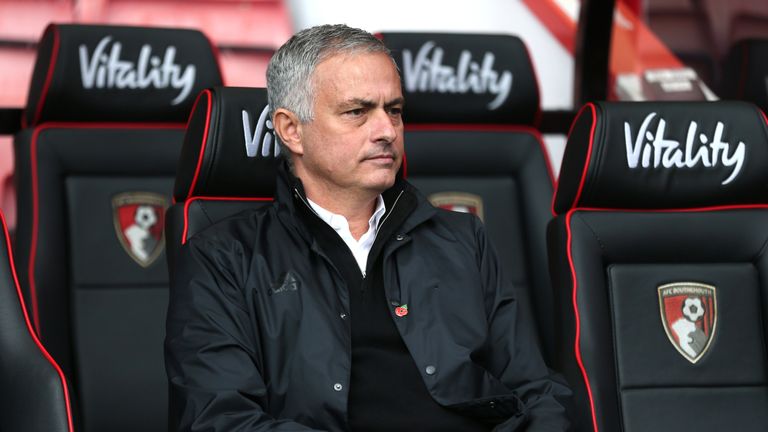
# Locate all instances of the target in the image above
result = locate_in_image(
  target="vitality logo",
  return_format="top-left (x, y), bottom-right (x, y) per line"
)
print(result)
top-left (243, 105), bottom-right (279, 158)
top-left (401, 41), bottom-right (513, 110)
top-left (624, 113), bottom-right (746, 185)
top-left (79, 36), bottom-right (197, 105)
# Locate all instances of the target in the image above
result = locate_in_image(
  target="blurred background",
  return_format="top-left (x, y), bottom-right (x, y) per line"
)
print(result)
top-left (1, 0), bottom-right (767, 228)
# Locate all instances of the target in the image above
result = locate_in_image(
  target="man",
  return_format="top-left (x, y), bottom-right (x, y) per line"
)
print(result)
top-left (166, 24), bottom-right (570, 431)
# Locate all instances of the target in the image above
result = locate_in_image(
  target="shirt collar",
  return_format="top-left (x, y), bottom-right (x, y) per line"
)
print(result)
top-left (307, 195), bottom-right (386, 234)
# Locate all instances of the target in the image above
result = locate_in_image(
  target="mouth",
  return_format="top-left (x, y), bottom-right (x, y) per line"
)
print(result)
top-left (364, 153), bottom-right (396, 163)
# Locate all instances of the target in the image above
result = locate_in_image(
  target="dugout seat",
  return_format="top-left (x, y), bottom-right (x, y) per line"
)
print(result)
top-left (379, 32), bottom-right (557, 362)
top-left (164, 86), bottom-right (278, 428)
top-left (13, 23), bottom-right (222, 431)
top-left (165, 86), bottom-right (276, 274)
top-left (548, 101), bottom-right (768, 431)
top-left (0, 210), bottom-right (73, 432)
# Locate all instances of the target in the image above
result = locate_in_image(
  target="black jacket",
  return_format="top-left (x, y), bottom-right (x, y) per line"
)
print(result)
top-left (165, 167), bottom-right (571, 431)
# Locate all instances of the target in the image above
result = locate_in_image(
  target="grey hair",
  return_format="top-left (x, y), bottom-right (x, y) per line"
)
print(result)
top-left (266, 24), bottom-right (396, 163)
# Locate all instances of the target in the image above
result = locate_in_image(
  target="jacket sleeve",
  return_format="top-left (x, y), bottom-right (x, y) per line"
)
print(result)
top-left (165, 235), bottom-right (323, 432)
top-left (473, 219), bottom-right (572, 432)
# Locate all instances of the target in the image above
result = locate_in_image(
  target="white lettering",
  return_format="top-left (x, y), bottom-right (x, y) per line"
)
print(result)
top-left (79, 36), bottom-right (196, 105)
top-left (402, 41), bottom-right (513, 110)
top-left (624, 112), bottom-right (746, 185)
top-left (243, 105), bottom-right (278, 158)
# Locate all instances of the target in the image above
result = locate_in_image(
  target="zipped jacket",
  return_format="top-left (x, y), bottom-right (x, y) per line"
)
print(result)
top-left (165, 166), bottom-right (571, 431)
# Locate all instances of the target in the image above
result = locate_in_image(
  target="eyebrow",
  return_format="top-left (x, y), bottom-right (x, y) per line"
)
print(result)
top-left (384, 97), bottom-right (405, 109)
top-left (339, 97), bottom-right (405, 110)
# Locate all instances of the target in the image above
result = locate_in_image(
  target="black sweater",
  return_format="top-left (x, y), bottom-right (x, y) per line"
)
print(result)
top-left (297, 188), bottom-right (490, 432)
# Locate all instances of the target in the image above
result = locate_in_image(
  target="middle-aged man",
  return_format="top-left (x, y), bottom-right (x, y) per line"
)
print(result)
top-left (166, 24), bottom-right (570, 431)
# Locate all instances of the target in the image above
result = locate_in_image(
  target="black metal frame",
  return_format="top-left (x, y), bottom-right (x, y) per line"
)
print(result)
top-left (574, 0), bottom-right (616, 105)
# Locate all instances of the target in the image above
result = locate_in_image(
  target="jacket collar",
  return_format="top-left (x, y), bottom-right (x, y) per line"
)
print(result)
top-left (274, 159), bottom-right (436, 243)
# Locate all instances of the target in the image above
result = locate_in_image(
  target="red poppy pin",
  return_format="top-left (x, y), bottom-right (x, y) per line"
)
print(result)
top-left (395, 304), bottom-right (409, 317)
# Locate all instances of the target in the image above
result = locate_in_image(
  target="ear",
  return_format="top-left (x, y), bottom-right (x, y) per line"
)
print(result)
top-left (272, 108), bottom-right (304, 156)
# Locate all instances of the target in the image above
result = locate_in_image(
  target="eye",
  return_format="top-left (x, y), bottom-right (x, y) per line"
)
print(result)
top-left (344, 108), bottom-right (365, 117)
top-left (387, 106), bottom-right (403, 116)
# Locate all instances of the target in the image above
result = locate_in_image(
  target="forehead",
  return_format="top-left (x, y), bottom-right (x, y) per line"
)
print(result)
top-left (312, 51), bottom-right (402, 99)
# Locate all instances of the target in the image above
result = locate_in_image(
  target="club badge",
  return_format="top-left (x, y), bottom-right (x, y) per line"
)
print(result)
top-left (112, 192), bottom-right (168, 267)
top-left (428, 192), bottom-right (485, 222)
top-left (658, 282), bottom-right (717, 364)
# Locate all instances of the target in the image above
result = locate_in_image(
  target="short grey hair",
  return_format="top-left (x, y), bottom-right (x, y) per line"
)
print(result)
top-left (266, 24), bottom-right (396, 161)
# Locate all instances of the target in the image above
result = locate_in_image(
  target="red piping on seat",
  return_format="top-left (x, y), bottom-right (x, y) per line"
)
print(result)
top-left (565, 208), bottom-right (599, 432)
top-left (27, 25), bottom-right (61, 128)
top-left (2, 211), bottom-right (74, 432)
top-left (181, 196), bottom-right (273, 244)
top-left (550, 103), bottom-right (596, 217)
top-left (404, 123), bottom-right (556, 187)
top-left (185, 90), bottom-right (213, 200)
top-left (28, 121), bottom-right (185, 333)
top-left (571, 103), bottom-right (597, 210)
top-left (571, 203), bottom-right (768, 214)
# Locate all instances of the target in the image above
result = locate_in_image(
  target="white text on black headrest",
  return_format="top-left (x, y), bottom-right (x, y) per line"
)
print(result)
top-left (401, 41), bottom-right (512, 110)
top-left (624, 112), bottom-right (746, 185)
top-left (78, 36), bottom-right (197, 105)
top-left (243, 106), bottom-right (278, 158)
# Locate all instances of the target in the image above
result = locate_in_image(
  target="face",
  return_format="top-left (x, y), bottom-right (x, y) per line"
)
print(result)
top-left (291, 51), bottom-right (404, 200)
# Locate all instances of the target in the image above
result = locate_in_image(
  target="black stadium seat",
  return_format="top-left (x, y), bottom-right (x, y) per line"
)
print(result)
top-left (548, 101), bottom-right (768, 431)
top-left (0, 210), bottom-right (73, 432)
top-left (164, 86), bottom-right (280, 428)
top-left (379, 32), bottom-right (557, 362)
top-left (13, 23), bottom-right (222, 431)
top-left (165, 86), bottom-right (277, 274)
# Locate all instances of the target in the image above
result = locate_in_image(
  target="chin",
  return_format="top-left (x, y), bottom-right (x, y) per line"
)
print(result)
top-left (366, 174), bottom-right (397, 193)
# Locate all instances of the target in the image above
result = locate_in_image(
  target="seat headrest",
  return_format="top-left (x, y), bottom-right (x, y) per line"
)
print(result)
top-left (553, 101), bottom-right (768, 214)
top-left (174, 87), bottom-right (278, 201)
top-left (24, 23), bottom-right (223, 126)
top-left (378, 32), bottom-right (539, 125)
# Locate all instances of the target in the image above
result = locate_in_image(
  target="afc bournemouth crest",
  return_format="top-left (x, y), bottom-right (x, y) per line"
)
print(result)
top-left (112, 192), bottom-right (168, 267)
top-left (428, 192), bottom-right (485, 222)
top-left (658, 282), bottom-right (717, 364)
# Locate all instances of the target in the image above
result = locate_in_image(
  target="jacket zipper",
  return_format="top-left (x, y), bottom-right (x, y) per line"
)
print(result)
top-left (295, 187), bottom-right (405, 279)
top-left (375, 189), bottom-right (405, 238)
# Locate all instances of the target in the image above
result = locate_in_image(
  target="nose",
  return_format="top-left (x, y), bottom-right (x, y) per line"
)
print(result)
top-left (370, 108), bottom-right (399, 144)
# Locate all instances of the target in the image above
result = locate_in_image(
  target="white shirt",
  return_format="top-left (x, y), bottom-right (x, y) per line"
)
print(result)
top-left (307, 195), bottom-right (386, 277)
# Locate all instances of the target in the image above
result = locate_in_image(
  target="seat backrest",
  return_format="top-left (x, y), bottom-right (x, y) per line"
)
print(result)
top-left (165, 86), bottom-right (277, 275)
top-left (13, 23), bottom-right (222, 432)
top-left (549, 101), bottom-right (768, 431)
top-left (378, 32), bottom-right (557, 361)
top-left (0, 210), bottom-right (73, 432)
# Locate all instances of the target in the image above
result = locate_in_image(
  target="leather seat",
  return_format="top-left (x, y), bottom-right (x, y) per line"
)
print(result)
top-left (0, 210), bottom-right (73, 432)
top-left (164, 85), bottom-right (280, 429)
top-left (13, 23), bottom-right (222, 431)
top-left (548, 101), bottom-right (768, 431)
top-left (165, 86), bottom-right (277, 273)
